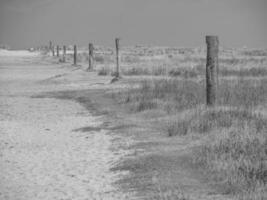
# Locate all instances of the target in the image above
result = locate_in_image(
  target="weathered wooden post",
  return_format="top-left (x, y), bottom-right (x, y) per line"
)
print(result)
top-left (115, 38), bottom-right (120, 78)
top-left (73, 45), bottom-right (77, 65)
top-left (88, 43), bottom-right (94, 71)
top-left (56, 45), bottom-right (59, 57)
top-left (206, 36), bottom-right (219, 106)
top-left (49, 41), bottom-right (52, 55)
top-left (63, 45), bottom-right (66, 62)
top-left (52, 46), bottom-right (55, 56)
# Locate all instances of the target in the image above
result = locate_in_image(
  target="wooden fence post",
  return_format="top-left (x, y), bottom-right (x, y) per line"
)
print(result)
top-left (49, 41), bottom-right (52, 55)
top-left (88, 43), bottom-right (94, 71)
top-left (73, 45), bottom-right (77, 65)
top-left (63, 45), bottom-right (66, 62)
top-left (115, 38), bottom-right (120, 78)
top-left (56, 45), bottom-right (59, 57)
top-left (52, 46), bottom-right (55, 56)
top-left (206, 36), bottom-right (219, 106)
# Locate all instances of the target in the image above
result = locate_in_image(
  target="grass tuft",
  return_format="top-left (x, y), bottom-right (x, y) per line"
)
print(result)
top-left (196, 122), bottom-right (267, 194)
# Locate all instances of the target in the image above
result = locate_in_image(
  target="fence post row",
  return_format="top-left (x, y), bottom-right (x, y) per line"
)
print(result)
top-left (63, 45), bottom-right (66, 62)
top-left (88, 43), bottom-right (94, 71)
top-left (73, 45), bottom-right (77, 65)
top-left (49, 38), bottom-right (220, 100)
top-left (206, 35), bottom-right (219, 106)
top-left (115, 38), bottom-right (120, 78)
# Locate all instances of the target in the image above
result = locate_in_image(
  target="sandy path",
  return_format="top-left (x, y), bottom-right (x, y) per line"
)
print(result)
top-left (0, 51), bottom-right (134, 200)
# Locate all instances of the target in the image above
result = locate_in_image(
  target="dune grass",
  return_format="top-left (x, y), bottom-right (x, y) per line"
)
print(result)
top-left (115, 78), bottom-right (266, 112)
top-left (57, 46), bottom-right (267, 198)
top-left (90, 47), bottom-right (267, 78)
top-left (196, 119), bottom-right (267, 194)
top-left (63, 47), bottom-right (267, 79)
top-left (112, 77), bottom-right (267, 198)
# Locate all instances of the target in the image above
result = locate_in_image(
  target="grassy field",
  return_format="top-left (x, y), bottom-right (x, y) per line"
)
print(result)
top-left (61, 46), bottom-right (266, 199)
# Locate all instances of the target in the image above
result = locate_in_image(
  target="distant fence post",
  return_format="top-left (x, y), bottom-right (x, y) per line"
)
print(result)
top-left (115, 38), bottom-right (120, 78)
top-left (52, 46), bottom-right (55, 56)
top-left (73, 45), bottom-right (77, 65)
top-left (49, 41), bottom-right (52, 55)
top-left (63, 45), bottom-right (66, 62)
top-left (88, 43), bottom-right (94, 71)
top-left (206, 36), bottom-right (219, 106)
top-left (56, 45), bottom-right (59, 57)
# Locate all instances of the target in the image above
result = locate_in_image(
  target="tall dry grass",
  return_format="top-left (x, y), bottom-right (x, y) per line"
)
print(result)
top-left (112, 77), bottom-right (267, 198)
top-left (61, 47), bottom-right (267, 79)
top-left (56, 46), bottom-right (267, 198)
top-left (90, 47), bottom-right (267, 78)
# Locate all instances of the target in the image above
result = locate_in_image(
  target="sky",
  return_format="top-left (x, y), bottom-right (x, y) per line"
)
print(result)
top-left (0, 0), bottom-right (266, 49)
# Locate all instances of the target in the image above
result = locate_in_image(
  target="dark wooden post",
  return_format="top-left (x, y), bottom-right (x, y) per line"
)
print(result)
top-left (56, 45), bottom-right (59, 57)
top-left (115, 38), bottom-right (120, 78)
top-left (88, 43), bottom-right (94, 71)
top-left (206, 36), bottom-right (219, 106)
top-left (49, 41), bottom-right (52, 54)
top-left (52, 46), bottom-right (55, 56)
top-left (63, 45), bottom-right (66, 62)
top-left (73, 45), bottom-right (77, 65)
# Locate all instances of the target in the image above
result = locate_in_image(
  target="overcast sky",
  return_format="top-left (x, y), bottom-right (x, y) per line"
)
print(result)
top-left (0, 0), bottom-right (266, 49)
